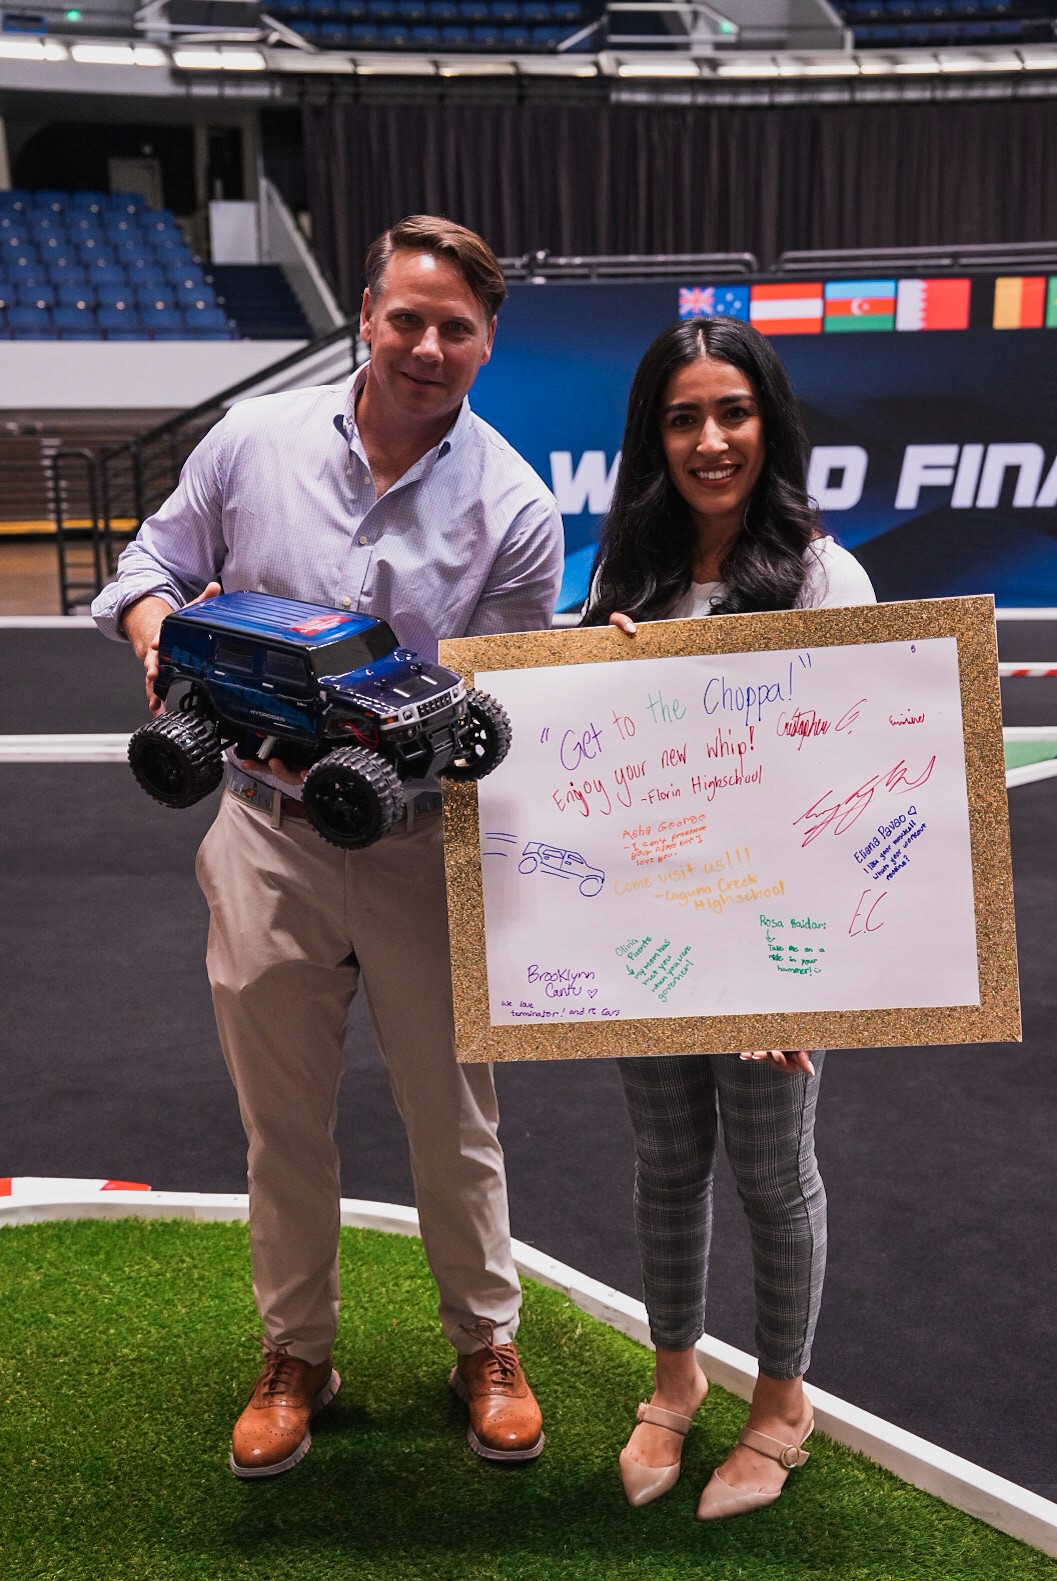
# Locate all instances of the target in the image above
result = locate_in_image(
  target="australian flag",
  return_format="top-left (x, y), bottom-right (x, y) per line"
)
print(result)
top-left (678, 284), bottom-right (750, 322)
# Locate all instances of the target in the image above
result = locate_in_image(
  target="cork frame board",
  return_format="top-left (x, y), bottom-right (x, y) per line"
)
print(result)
top-left (439, 595), bottom-right (1020, 1063)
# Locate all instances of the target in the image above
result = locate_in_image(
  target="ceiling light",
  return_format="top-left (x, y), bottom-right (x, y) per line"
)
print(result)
top-left (616, 59), bottom-right (699, 76)
top-left (0, 37), bottom-right (68, 59)
top-left (779, 58), bottom-right (859, 75)
top-left (173, 46), bottom-right (266, 68)
top-left (438, 59), bottom-right (517, 74)
top-left (71, 42), bottom-right (135, 63)
top-left (715, 59), bottom-right (781, 76)
top-left (938, 53), bottom-right (1019, 71)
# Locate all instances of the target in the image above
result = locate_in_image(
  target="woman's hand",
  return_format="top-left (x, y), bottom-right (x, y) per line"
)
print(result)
top-left (739, 1050), bottom-right (816, 1077)
top-left (609, 612), bottom-right (637, 636)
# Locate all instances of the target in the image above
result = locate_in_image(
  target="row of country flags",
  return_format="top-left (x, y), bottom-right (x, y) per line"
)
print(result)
top-left (677, 276), bottom-right (1057, 333)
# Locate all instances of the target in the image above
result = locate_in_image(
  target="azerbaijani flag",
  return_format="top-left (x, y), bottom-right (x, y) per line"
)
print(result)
top-left (895, 278), bottom-right (971, 331)
top-left (824, 279), bottom-right (896, 332)
top-left (992, 276), bottom-right (1046, 329)
top-left (749, 283), bottom-right (823, 335)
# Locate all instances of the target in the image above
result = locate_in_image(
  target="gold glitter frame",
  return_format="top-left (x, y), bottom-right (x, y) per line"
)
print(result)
top-left (440, 595), bottom-right (1020, 1063)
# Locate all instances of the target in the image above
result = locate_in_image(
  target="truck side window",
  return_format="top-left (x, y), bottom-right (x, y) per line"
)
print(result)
top-left (264, 650), bottom-right (312, 688)
top-left (215, 638), bottom-right (255, 674)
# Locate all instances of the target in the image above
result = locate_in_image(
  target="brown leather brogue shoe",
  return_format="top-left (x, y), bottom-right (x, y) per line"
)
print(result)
top-left (449, 1320), bottom-right (544, 1462)
top-left (230, 1345), bottom-right (341, 1479)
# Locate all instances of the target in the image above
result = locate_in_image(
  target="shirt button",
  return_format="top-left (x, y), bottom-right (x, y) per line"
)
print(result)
top-left (341, 596), bottom-right (352, 609)
top-left (358, 535), bottom-right (369, 546)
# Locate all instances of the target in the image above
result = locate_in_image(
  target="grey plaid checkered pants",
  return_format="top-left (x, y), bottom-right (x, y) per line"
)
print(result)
top-left (618, 1051), bottom-right (827, 1379)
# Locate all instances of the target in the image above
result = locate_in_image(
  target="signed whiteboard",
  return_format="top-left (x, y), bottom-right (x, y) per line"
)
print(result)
top-left (440, 597), bottom-right (1020, 1062)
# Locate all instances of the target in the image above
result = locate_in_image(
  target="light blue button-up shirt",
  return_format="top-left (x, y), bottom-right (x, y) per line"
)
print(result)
top-left (93, 364), bottom-right (564, 662)
top-left (93, 366), bottom-right (564, 795)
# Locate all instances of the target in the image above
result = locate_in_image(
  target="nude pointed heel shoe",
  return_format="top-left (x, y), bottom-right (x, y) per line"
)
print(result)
top-left (619, 1401), bottom-right (697, 1508)
top-left (695, 1421), bottom-right (813, 1521)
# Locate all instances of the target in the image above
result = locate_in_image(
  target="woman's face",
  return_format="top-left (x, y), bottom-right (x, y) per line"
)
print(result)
top-left (659, 354), bottom-right (765, 541)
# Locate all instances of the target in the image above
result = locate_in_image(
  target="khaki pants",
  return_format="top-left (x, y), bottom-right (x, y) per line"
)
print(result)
top-left (195, 791), bottom-right (521, 1365)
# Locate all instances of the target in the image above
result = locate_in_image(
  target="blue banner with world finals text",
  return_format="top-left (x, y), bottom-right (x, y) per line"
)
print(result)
top-left (470, 276), bottom-right (1057, 613)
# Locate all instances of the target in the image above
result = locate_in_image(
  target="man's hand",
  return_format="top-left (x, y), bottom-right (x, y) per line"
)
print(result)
top-left (240, 753), bottom-right (307, 789)
top-left (739, 1050), bottom-right (816, 1077)
top-left (121, 581), bottom-right (221, 713)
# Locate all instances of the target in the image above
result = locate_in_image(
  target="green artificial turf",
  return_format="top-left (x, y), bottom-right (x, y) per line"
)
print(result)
top-left (1004, 738), bottom-right (1057, 772)
top-left (1, 1219), bottom-right (1051, 1581)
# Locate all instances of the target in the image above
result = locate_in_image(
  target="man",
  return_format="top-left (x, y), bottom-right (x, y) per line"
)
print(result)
top-left (93, 215), bottom-right (564, 1478)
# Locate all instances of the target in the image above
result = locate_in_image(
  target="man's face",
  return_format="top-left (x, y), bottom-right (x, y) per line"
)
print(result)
top-left (360, 249), bottom-right (496, 431)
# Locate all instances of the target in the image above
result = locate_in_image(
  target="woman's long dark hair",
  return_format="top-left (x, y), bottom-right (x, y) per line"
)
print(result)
top-left (582, 317), bottom-right (821, 625)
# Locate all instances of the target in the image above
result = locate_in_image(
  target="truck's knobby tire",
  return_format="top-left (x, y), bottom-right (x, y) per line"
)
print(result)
top-left (442, 689), bottom-right (512, 782)
top-left (302, 746), bottom-right (405, 849)
top-left (128, 711), bottom-right (224, 809)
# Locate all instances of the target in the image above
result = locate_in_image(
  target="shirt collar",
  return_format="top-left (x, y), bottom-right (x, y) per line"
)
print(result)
top-left (333, 362), bottom-right (473, 471)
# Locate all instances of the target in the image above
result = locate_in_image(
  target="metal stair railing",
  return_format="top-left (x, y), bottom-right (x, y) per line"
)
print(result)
top-left (53, 319), bottom-right (358, 614)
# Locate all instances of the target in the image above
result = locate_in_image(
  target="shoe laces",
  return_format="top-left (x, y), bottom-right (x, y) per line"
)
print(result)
top-left (252, 1334), bottom-right (300, 1397)
top-left (462, 1319), bottom-right (519, 1385)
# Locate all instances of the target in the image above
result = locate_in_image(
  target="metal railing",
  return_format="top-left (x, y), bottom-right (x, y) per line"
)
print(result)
top-left (51, 318), bottom-right (358, 613)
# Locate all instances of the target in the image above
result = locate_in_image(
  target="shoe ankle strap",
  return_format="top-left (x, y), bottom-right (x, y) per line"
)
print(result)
top-left (738, 1424), bottom-right (813, 1468)
top-left (636, 1401), bottom-right (694, 1435)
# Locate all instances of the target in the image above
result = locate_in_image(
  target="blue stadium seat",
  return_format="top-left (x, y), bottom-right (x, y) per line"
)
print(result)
top-left (54, 303), bottom-right (99, 339)
top-left (439, 19), bottom-right (470, 38)
top-left (175, 283), bottom-right (218, 309)
top-left (471, 19), bottom-right (499, 39)
top-left (552, 0), bottom-right (581, 21)
top-left (409, 21), bottom-right (440, 39)
top-left (336, 0), bottom-right (368, 15)
top-left (168, 264), bottom-right (209, 289)
top-left (372, 0), bottom-right (398, 21)
top-left (68, 191), bottom-right (108, 213)
top-left (105, 193), bottom-right (145, 214)
top-left (348, 20), bottom-right (382, 39)
top-left (530, 20), bottom-right (563, 41)
top-left (141, 302), bottom-right (183, 334)
top-left (135, 283), bottom-right (178, 308)
top-left (522, 1), bottom-right (550, 23)
top-left (394, 0), bottom-right (427, 18)
top-left (429, 0), bottom-right (458, 19)
top-left (379, 19), bottom-right (409, 38)
top-left (55, 281), bottom-right (96, 307)
top-left (98, 304), bottom-right (147, 338)
top-left (460, 0), bottom-right (489, 20)
top-left (182, 304), bottom-right (233, 336)
top-left (497, 19), bottom-right (529, 41)
top-left (6, 256), bottom-right (47, 286)
top-left (48, 262), bottom-right (91, 287)
top-left (306, 0), bottom-right (338, 16)
top-left (0, 192), bottom-right (28, 213)
top-left (86, 263), bottom-right (128, 287)
top-left (16, 282), bottom-right (56, 307)
top-left (31, 191), bottom-right (67, 214)
top-left (490, 0), bottom-right (519, 19)
top-left (7, 303), bottom-right (56, 338)
top-left (94, 286), bottom-right (135, 310)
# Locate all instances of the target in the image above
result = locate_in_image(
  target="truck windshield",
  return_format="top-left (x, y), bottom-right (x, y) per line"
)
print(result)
top-left (315, 622), bottom-right (399, 677)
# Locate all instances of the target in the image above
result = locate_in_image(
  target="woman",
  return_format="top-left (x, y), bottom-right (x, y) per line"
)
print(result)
top-left (582, 316), bottom-right (875, 1520)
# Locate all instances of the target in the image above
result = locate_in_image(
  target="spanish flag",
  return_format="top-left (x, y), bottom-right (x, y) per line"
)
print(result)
top-left (993, 276), bottom-right (1046, 330)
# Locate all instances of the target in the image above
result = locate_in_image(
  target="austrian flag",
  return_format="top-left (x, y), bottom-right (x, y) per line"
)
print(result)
top-left (749, 283), bottom-right (823, 335)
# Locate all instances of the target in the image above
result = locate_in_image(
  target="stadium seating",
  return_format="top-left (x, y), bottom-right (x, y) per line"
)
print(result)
top-left (836, 0), bottom-right (1053, 47)
top-left (265, 0), bottom-right (594, 46)
top-left (0, 191), bottom-right (236, 340)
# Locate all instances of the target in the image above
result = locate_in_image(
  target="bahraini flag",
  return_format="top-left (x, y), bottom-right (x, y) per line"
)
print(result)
top-left (749, 283), bottom-right (823, 335)
top-left (993, 276), bottom-right (1046, 329)
top-left (824, 279), bottom-right (896, 332)
top-left (895, 278), bottom-right (971, 331)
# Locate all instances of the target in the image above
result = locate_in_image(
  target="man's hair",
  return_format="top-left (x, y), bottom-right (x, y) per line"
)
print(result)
top-left (363, 215), bottom-right (507, 321)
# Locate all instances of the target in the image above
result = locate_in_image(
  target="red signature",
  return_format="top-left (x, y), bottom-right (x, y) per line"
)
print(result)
top-left (793, 757), bottom-right (936, 847)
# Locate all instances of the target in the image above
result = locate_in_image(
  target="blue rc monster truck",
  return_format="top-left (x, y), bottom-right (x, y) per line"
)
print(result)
top-left (127, 591), bottom-right (511, 849)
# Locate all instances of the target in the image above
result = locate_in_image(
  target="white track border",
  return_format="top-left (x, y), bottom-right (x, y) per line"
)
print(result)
top-left (2, 1186), bottom-right (1055, 1560)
